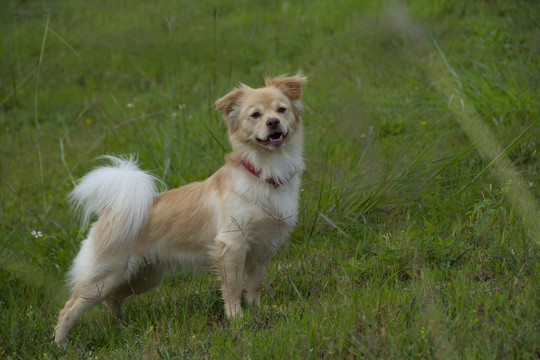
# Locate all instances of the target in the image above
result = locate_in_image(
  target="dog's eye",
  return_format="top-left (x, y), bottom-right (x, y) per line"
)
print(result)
top-left (277, 107), bottom-right (287, 113)
top-left (251, 112), bottom-right (261, 118)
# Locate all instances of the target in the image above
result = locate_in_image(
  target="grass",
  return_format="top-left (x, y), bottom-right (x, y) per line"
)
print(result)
top-left (1, 0), bottom-right (539, 358)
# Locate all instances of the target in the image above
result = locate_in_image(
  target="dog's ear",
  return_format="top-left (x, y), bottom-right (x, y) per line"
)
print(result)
top-left (216, 86), bottom-right (249, 129)
top-left (215, 87), bottom-right (245, 116)
top-left (265, 74), bottom-right (307, 100)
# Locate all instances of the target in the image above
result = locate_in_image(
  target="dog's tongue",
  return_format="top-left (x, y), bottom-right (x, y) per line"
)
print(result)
top-left (269, 133), bottom-right (284, 146)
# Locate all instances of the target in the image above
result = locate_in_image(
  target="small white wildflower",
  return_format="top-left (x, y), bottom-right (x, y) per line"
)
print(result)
top-left (31, 230), bottom-right (43, 238)
top-left (126, 102), bottom-right (134, 108)
top-left (178, 104), bottom-right (186, 109)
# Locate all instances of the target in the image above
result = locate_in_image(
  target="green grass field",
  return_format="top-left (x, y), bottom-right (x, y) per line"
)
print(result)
top-left (1, 0), bottom-right (539, 358)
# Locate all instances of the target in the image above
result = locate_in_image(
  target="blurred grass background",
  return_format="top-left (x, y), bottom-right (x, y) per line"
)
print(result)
top-left (1, 0), bottom-right (539, 358)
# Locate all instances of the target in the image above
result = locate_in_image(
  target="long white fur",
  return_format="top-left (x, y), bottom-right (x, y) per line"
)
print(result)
top-left (69, 155), bottom-right (158, 248)
top-left (67, 156), bottom-right (159, 290)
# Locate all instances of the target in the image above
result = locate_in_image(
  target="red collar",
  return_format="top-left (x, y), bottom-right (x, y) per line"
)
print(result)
top-left (241, 161), bottom-right (285, 188)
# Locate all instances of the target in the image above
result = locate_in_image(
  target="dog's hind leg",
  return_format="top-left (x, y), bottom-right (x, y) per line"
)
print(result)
top-left (54, 270), bottom-right (125, 346)
top-left (103, 295), bottom-right (127, 321)
top-left (104, 263), bottom-right (165, 321)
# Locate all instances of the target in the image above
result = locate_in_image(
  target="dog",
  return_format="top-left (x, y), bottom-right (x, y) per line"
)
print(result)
top-left (54, 74), bottom-right (307, 345)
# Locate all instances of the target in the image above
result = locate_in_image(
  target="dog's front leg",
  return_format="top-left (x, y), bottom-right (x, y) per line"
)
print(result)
top-left (244, 256), bottom-right (270, 306)
top-left (213, 237), bottom-right (248, 319)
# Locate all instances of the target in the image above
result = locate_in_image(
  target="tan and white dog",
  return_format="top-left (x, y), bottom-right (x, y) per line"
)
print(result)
top-left (54, 74), bottom-right (307, 345)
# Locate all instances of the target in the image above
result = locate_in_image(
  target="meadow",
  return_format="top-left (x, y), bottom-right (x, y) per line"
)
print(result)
top-left (1, 0), bottom-right (539, 358)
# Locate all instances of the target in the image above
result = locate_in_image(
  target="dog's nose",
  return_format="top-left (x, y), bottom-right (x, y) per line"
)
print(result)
top-left (266, 118), bottom-right (280, 129)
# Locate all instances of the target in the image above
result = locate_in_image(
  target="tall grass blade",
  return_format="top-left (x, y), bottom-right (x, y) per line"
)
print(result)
top-left (33, 13), bottom-right (50, 131)
top-left (458, 117), bottom-right (540, 193)
top-left (201, 120), bottom-right (227, 153)
top-left (318, 211), bottom-right (352, 240)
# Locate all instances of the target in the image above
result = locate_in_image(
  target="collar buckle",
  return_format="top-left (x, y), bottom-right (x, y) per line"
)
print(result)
top-left (241, 160), bottom-right (286, 188)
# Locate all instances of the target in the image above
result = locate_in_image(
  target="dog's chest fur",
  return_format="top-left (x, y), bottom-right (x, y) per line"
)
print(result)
top-left (216, 165), bottom-right (301, 251)
top-left (224, 170), bottom-right (300, 257)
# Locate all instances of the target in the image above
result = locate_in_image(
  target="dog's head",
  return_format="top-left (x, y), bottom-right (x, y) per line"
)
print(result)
top-left (216, 74), bottom-right (307, 151)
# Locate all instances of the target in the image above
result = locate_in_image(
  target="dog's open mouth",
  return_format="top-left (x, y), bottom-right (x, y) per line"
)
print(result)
top-left (257, 131), bottom-right (286, 147)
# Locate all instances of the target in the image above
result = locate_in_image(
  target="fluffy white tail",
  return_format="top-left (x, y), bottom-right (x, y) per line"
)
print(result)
top-left (70, 155), bottom-right (158, 248)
